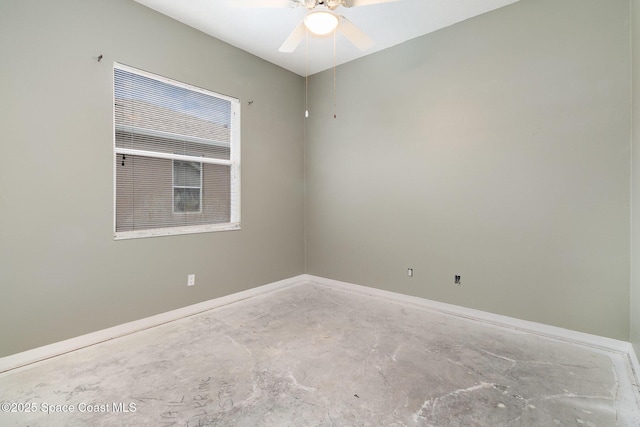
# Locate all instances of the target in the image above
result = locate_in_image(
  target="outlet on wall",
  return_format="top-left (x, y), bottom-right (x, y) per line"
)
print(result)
top-left (187, 274), bottom-right (195, 287)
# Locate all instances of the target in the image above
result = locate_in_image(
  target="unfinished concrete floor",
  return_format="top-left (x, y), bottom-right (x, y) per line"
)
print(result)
top-left (1, 281), bottom-right (639, 426)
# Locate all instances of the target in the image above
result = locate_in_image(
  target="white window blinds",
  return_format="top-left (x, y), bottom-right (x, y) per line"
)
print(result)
top-left (113, 63), bottom-right (240, 239)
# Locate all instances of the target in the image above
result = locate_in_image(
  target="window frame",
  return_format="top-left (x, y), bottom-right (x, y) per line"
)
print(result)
top-left (113, 62), bottom-right (241, 240)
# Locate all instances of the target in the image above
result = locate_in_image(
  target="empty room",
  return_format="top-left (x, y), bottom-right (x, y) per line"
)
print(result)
top-left (2, 0), bottom-right (640, 425)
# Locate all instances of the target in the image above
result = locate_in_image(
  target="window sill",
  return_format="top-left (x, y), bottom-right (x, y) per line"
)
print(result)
top-left (114, 223), bottom-right (241, 240)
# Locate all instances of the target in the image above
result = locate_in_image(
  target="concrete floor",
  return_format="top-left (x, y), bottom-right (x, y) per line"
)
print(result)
top-left (1, 282), bottom-right (639, 426)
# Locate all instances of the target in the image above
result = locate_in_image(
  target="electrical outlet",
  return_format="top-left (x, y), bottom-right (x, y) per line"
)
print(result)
top-left (187, 274), bottom-right (195, 287)
top-left (454, 275), bottom-right (461, 285)
top-left (407, 268), bottom-right (413, 277)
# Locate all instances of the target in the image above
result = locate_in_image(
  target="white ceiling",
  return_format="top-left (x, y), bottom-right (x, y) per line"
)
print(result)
top-left (134, 0), bottom-right (521, 76)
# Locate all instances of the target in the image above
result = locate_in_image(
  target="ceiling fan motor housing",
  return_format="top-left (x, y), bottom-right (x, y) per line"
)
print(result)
top-left (300, 0), bottom-right (347, 10)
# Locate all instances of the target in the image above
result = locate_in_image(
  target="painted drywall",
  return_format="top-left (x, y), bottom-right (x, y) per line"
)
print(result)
top-left (0, 0), bottom-right (305, 356)
top-left (305, 0), bottom-right (631, 339)
top-left (632, 0), bottom-right (640, 356)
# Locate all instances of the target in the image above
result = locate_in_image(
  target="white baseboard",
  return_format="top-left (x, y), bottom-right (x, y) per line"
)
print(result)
top-left (0, 275), bottom-right (307, 374)
top-left (630, 345), bottom-right (640, 387)
top-left (304, 274), bottom-right (629, 351)
top-left (303, 274), bottom-right (640, 387)
top-left (3, 272), bottom-right (640, 391)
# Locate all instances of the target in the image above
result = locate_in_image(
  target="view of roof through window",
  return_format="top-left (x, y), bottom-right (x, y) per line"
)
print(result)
top-left (114, 68), bottom-right (232, 133)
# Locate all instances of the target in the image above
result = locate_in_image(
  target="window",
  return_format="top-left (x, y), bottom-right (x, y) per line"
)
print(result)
top-left (113, 63), bottom-right (240, 239)
top-left (173, 159), bottom-right (202, 213)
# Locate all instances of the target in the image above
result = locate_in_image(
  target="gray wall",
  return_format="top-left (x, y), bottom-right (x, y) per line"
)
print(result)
top-left (306, 0), bottom-right (631, 340)
top-left (632, 0), bottom-right (640, 356)
top-left (0, 0), bottom-right (305, 357)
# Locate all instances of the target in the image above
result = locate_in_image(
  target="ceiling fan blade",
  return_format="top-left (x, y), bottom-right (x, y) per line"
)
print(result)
top-left (230, 0), bottom-right (294, 8)
top-left (279, 22), bottom-right (306, 52)
top-left (337, 16), bottom-right (374, 51)
top-left (345, 0), bottom-right (400, 7)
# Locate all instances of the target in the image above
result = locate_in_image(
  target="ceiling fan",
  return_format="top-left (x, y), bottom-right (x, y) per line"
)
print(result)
top-left (234, 0), bottom-right (400, 53)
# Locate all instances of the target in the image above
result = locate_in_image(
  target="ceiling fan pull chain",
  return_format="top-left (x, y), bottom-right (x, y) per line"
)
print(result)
top-left (305, 26), bottom-right (309, 118)
top-left (333, 28), bottom-right (337, 119)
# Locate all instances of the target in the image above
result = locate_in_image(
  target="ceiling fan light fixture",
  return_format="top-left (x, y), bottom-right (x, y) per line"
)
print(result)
top-left (304, 11), bottom-right (339, 35)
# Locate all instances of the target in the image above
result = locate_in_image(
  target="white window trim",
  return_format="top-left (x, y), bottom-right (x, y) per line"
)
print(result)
top-left (114, 223), bottom-right (241, 240)
top-left (113, 62), bottom-right (241, 240)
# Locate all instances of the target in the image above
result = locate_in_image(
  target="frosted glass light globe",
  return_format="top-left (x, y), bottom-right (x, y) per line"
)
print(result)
top-left (304, 11), bottom-right (339, 36)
